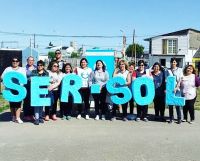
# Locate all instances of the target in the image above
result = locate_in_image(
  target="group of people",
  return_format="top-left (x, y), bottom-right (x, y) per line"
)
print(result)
top-left (1, 49), bottom-right (200, 125)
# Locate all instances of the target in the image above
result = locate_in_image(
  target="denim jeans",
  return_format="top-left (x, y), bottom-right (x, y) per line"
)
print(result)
top-left (34, 106), bottom-right (43, 120)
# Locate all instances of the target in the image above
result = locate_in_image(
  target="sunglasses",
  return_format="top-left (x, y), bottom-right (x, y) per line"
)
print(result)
top-left (53, 65), bottom-right (59, 67)
top-left (37, 64), bottom-right (43, 67)
top-left (139, 64), bottom-right (144, 66)
top-left (56, 52), bottom-right (61, 54)
top-left (12, 60), bottom-right (19, 62)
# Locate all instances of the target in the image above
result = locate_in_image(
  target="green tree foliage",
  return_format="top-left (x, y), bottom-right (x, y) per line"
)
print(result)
top-left (71, 52), bottom-right (79, 58)
top-left (48, 51), bottom-right (55, 59)
top-left (125, 43), bottom-right (144, 58)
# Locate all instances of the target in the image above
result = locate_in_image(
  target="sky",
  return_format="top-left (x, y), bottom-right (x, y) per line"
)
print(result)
top-left (0, 0), bottom-right (199, 51)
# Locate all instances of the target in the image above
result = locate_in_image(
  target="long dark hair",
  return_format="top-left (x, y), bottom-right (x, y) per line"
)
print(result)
top-left (95, 60), bottom-right (106, 72)
top-left (62, 63), bottom-right (73, 73)
top-left (80, 58), bottom-right (88, 67)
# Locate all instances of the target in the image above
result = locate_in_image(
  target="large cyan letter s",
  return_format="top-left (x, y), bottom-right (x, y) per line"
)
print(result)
top-left (106, 77), bottom-right (132, 104)
top-left (2, 72), bottom-right (27, 102)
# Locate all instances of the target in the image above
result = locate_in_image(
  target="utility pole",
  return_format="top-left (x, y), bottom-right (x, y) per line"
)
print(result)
top-left (33, 34), bottom-right (36, 48)
top-left (132, 29), bottom-right (135, 61)
top-left (120, 30), bottom-right (126, 59)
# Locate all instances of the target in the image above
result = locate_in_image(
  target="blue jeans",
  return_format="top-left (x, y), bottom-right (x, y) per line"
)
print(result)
top-left (34, 106), bottom-right (43, 120)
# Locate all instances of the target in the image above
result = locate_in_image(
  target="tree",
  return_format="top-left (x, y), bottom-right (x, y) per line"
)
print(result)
top-left (125, 43), bottom-right (144, 58)
top-left (71, 52), bottom-right (79, 58)
top-left (48, 51), bottom-right (55, 60)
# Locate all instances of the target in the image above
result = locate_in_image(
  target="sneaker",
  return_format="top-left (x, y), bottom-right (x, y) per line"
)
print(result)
top-left (16, 118), bottom-right (23, 124)
top-left (44, 115), bottom-right (49, 121)
top-left (77, 114), bottom-right (82, 119)
top-left (39, 119), bottom-right (44, 123)
top-left (177, 120), bottom-right (182, 124)
top-left (123, 117), bottom-right (128, 121)
top-left (143, 118), bottom-right (148, 122)
top-left (136, 117), bottom-right (140, 122)
top-left (111, 117), bottom-right (116, 121)
top-left (95, 115), bottom-right (99, 120)
top-left (85, 115), bottom-right (90, 120)
top-left (34, 119), bottom-right (39, 125)
top-left (182, 119), bottom-right (187, 122)
top-left (169, 120), bottom-right (174, 124)
top-left (189, 120), bottom-right (195, 124)
top-left (101, 115), bottom-right (106, 121)
top-left (61, 116), bottom-right (66, 120)
top-left (66, 116), bottom-right (71, 120)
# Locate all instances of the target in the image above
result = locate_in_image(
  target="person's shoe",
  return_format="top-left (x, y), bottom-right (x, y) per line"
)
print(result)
top-left (34, 119), bottom-right (39, 125)
top-left (77, 114), bottom-right (82, 119)
top-left (123, 117), bottom-right (128, 121)
top-left (85, 115), bottom-right (90, 120)
top-left (189, 120), bottom-right (195, 124)
top-left (52, 115), bottom-right (57, 121)
top-left (160, 117), bottom-right (166, 122)
top-left (44, 115), bottom-right (49, 121)
top-left (66, 116), bottom-right (71, 120)
top-left (12, 116), bottom-right (16, 122)
top-left (136, 117), bottom-right (140, 122)
top-left (143, 118), bottom-right (148, 122)
top-left (95, 115), bottom-right (99, 120)
top-left (61, 116), bottom-right (66, 120)
top-left (16, 118), bottom-right (23, 124)
top-left (169, 120), bottom-right (174, 124)
top-left (111, 117), bottom-right (116, 121)
top-left (182, 119), bottom-right (187, 122)
top-left (39, 119), bottom-right (44, 123)
top-left (101, 115), bottom-right (106, 121)
top-left (177, 120), bottom-right (182, 124)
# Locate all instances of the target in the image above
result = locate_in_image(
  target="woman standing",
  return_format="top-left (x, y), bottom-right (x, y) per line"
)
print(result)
top-left (46, 61), bottom-right (62, 121)
top-left (74, 58), bottom-right (92, 120)
top-left (89, 60), bottom-right (109, 120)
top-left (23, 56), bottom-right (37, 121)
top-left (112, 59), bottom-right (131, 121)
top-left (135, 60), bottom-right (150, 122)
top-left (167, 58), bottom-right (183, 124)
top-left (175, 65), bottom-right (200, 124)
top-left (60, 63), bottom-right (74, 120)
top-left (30, 60), bottom-right (49, 125)
top-left (128, 61), bottom-right (136, 117)
top-left (1, 57), bottom-right (26, 123)
top-left (151, 62), bottom-right (166, 122)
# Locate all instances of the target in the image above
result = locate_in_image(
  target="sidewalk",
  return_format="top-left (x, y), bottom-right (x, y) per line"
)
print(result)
top-left (0, 109), bottom-right (200, 161)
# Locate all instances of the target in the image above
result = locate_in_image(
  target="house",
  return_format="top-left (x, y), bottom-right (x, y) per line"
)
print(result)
top-left (144, 28), bottom-right (200, 68)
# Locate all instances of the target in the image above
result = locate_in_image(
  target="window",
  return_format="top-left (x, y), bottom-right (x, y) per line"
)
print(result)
top-left (162, 39), bottom-right (178, 54)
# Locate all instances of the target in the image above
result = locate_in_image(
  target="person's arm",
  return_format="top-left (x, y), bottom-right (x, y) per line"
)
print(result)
top-left (126, 73), bottom-right (131, 86)
top-left (113, 68), bottom-right (119, 77)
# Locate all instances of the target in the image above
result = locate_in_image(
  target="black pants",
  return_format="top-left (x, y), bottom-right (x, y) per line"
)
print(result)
top-left (77, 88), bottom-right (90, 115)
top-left (183, 98), bottom-right (196, 121)
top-left (92, 87), bottom-right (107, 115)
top-left (60, 96), bottom-right (73, 117)
top-left (169, 105), bottom-right (181, 121)
top-left (112, 103), bottom-right (128, 118)
top-left (153, 95), bottom-right (165, 117)
top-left (45, 90), bottom-right (59, 116)
top-left (137, 105), bottom-right (148, 118)
top-left (129, 98), bottom-right (134, 114)
top-left (23, 84), bottom-right (33, 117)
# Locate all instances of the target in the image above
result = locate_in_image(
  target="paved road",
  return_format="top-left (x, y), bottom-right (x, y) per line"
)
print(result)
top-left (0, 109), bottom-right (200, 161)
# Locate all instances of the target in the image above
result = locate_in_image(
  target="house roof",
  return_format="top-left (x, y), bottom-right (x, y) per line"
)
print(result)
top-left (193, 48), bottom-right (200, 58)
top-left (144, 28), bottom-right (200, 41)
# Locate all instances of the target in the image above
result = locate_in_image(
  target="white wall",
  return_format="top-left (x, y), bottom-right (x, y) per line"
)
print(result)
top-left (151, 35), bottom-right (188, 55)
